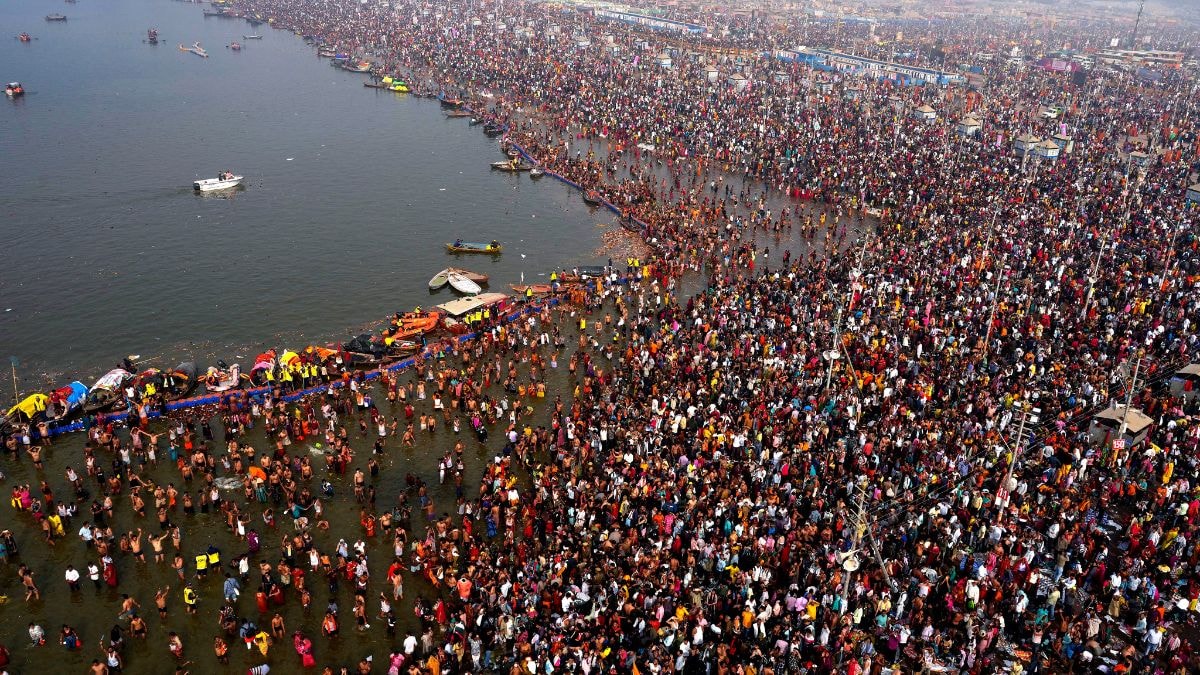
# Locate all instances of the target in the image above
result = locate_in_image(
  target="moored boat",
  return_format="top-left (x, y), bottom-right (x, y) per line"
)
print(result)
top-left (490, 160), bottom-right (531, 171)
top-left (387, 310), bottom-right (442, 336)
top-left (582, 190), bottom-right (603, 206)
top-left (164, 362), bottom-right (198, 399)
top-left (448, 271), bottom-right (482, 295)
top-left (203, 363), bottom-right (245, 392)
top-left (428, 268), bottom-right (450, 290)
top-left (42, 381), bottom-right (89, 423)
top-left (248, 350), bottom-right (277, 386)
top-left (439, 95), bottom-right (464, 107)
top-left (510, 284), bottom-right (554, 295)
top-left (530, 168), bottom-right (545, 178)
top-left (446, 110), bottom-right (472, 118)
top-left (446, 240), bottom-right (502, 254)
top-left (450, 268), bottom-right (488, 284)
top-left (84, 368), bottom-right (133, 413)
top-left (193, 171), bottom-right (243, 191)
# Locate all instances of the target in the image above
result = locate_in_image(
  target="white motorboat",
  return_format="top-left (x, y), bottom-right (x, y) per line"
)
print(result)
top-left (447, 271), bottom-right (482, 295)
top-left (193, 173), bottom-right (243, 191)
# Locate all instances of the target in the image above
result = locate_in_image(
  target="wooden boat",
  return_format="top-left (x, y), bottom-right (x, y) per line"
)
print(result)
top-left (317, 47), bottom-right (335, 57)
top-left (582, 190), bottom-right (603, 206)
top-left (428, 268), bottom-right (451, 290)
top-left (83, 368), bottom-right (133, 413)
top-left (42, 381), bottom-right (89, 423)
top-left (439, 95), bottom-right (464, 108)
top-left (243, 34), bottom-right (262, 39)
top-left (446, 241), bottom-right (502, 254)
top-left (203, 363), bottom-right (247, 393)
top-left (193, 173), bottom-right (243, 191)
top-left (483, 124), bottom-right (505, 137)
top-left (510, 284), bottom-right (554, 295)
top-left (339, 61), bottom-right (372, 73)
top-left (5, 82), bottom-right (25, 97)
top-left (45, 14), bottom-right (67, 21)
top-left (164, 362), bottom-right (198, 399)
top-left (448, 271), bottom-right (482, 295)
top-left (445, 110), bottom-right (472, 118)
top-left (506, 149), bottom-right (520, 158)
top-left (491, 160), bottom-right (531, 171)
top-left (450, 268), bottom-right (488, 284)
top-left (530, 168), bottom-right (545, 178)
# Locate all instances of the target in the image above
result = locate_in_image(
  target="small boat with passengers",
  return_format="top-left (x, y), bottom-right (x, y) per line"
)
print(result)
top-left (193, 171), bottom-right (243, 192)
top-left (18, 33), bottom-right (32, 42)
top-left (446, 239), bottom-right (503, 255)
top-left (5, 82), bottom-right (25, 97)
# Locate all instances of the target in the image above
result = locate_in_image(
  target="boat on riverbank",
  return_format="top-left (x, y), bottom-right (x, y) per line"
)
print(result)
top-left (446, 241), bottom-right (502, 254)
top-left (83, 368), bottom-right (132, 413)
top-left (582, 190), bottom-right (604, 206)
top-left (435, 293), bottom-right (511, 333)
top-left (491, 160), bottom-right (531, 171)
top-left (193, 172), bottom-right (242, 191)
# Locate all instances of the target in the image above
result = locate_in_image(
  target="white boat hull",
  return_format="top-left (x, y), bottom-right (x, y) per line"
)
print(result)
top-left (428, 268), bottom-right (450, 290)
top-left (193, 175), bottom-right (243, 191)
top-left (448, 272), bottom-right (481, 295)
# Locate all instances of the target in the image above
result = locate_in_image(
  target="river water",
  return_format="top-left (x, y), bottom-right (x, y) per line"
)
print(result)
top-left (0, 0), bottom-right (607, 392)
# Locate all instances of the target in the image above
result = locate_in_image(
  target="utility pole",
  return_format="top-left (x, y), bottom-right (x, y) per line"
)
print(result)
top-left (1119, 351), bottom-right (1143, 439)
top-left (1130, 0), bottom-right (1145, 49)
top-left (825, 233), bottom-right (870, 392)
top-left (839, 483), bottom-right (866, 616)
top-left (999, 401), bottom-right (1039, 523)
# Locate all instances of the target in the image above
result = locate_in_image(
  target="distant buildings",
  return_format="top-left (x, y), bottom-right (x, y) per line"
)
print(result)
top-left (774, 48), bottom-right (966, 86)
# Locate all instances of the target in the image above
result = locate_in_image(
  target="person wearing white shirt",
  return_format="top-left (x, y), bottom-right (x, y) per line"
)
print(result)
top-left (64, 565), bottom-right (81, 591)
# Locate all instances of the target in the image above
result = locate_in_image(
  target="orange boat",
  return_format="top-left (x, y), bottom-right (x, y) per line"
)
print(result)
top-left (386, 310), bottom-right (442, 340)
top-left (510, 284), bottom-right (554, 295)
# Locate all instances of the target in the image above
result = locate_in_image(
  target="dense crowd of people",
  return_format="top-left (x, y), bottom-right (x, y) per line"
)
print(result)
top-left (3, 0), bottom-right (1200, 673)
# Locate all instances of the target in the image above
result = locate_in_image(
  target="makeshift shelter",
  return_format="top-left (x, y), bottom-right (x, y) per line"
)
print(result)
top-left (1171, 363), bottom-right (1200, 399)
top-left (1089, 405), bottom-right (1153, 448)
top-left (956, 116), bottom-right (981, 137)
